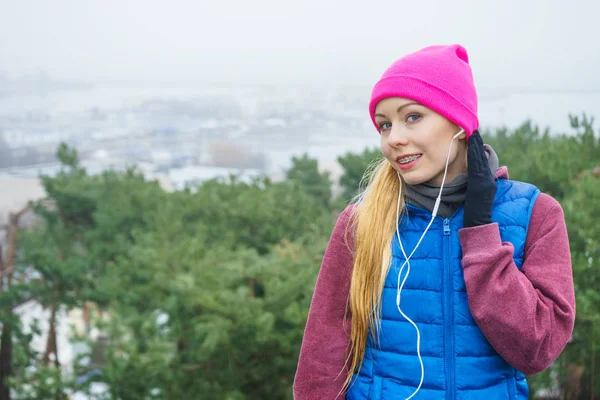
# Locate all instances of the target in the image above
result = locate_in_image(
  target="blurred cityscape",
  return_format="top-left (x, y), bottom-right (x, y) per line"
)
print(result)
top-left (0, 72), bottom-right (380, 193)
top-left (3, 72), bottom-right (600, 194)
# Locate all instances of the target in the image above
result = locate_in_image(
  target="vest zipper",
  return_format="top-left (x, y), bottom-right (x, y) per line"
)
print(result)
top-left (443, 218), bottom-right (455, 399)
top-left (443, 218), bottom-right (451, 235)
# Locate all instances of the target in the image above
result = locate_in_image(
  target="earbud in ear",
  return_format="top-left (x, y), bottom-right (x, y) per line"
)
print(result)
top-left (452, 128), bottom-right (465, 140)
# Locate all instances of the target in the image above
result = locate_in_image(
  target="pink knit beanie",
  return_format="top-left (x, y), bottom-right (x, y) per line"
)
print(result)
top-left (369, 44), bottom-right (479, 137)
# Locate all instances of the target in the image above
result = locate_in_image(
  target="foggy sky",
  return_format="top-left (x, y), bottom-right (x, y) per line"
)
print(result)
top-left (1, 0), bottom-right (598, 90)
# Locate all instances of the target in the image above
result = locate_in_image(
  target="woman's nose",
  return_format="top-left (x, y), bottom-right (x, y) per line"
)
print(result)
top-left (386, 125), bottom-right (409, 147)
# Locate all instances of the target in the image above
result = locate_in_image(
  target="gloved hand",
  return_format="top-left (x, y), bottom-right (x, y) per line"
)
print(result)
top-left (463, 130), bottom-right (496, 227)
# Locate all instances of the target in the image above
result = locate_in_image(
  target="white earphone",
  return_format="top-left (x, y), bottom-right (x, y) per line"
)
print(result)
top-left (394, 128), bottom-right (464, 399)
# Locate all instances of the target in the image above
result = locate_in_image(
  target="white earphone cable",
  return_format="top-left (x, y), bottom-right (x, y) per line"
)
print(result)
top-left (394, 128), bottom-right (464, 399)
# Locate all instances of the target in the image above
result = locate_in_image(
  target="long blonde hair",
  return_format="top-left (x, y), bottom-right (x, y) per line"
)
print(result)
top-left (340, 157), bottom-right (404, 394)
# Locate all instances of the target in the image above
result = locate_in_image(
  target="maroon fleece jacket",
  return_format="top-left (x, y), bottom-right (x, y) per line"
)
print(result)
top-left (293, 168), bottom-right (576, 399)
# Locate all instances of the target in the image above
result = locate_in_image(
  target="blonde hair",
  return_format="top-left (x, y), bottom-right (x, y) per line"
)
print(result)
top-left (340, 157), bottom-right (404, 394)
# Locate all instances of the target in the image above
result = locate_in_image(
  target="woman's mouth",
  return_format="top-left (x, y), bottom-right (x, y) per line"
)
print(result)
top-left (396, 154), bottom-right (422, 170)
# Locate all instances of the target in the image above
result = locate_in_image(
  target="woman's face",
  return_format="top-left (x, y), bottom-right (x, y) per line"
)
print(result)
top-left (374, 97), bottom-right (468, 186)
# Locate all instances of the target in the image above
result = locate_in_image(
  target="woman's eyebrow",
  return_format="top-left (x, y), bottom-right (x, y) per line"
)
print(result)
top-left (374, 102), bottom-right (419, 119)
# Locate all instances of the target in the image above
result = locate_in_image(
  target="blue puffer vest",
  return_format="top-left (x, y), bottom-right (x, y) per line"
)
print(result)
top-left (347, 179), bottom-right (540, 400)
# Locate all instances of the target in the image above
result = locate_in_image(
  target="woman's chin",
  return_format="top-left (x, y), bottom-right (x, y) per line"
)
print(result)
top-left (398, 170), bottom-right (430, 186)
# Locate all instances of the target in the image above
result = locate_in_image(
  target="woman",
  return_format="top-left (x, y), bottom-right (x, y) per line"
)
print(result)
top-left (293, 44), bottom-right (575, 399)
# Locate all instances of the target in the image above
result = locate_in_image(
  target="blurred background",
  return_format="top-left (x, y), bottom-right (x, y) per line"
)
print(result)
top-left (0, 0), bottom-right (599, 399)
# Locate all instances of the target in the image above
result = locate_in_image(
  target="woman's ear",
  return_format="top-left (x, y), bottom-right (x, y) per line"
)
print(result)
top-left (453, 126), bottom-right (467, 140)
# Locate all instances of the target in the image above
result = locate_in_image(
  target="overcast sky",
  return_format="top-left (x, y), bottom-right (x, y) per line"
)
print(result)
top-left (1, 0), bottom-right (599, 90)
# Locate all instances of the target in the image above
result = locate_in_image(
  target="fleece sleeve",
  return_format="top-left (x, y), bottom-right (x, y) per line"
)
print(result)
top-left (293, 205), bottom-right (355, 399)
top-left (459, 193), bottom-right (575, 375)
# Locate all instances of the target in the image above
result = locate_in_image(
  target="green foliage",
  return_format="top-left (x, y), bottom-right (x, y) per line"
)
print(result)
top-left (2, 114), bottom-right (599, 398)
top-left (484, 114), bottom-right (599, 199)
top-left (182, 175), bottom-right (328, 255)
top-left (337, 147), bottom-right (382, 202)
top-left (5, 147), bottom-right (332, 399)
top-left (559, 168), bottom-right (600, 395)
top-left (285, 153), bottom-right (333, 209)
top-left (9, 366), bottom-right (74, 400)
top-left (98, 240), bottom-right (327, 399)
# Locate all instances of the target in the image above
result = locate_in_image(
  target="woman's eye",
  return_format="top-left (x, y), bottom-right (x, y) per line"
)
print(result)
top-left (378, 122), bottom-right (392, 132)
top-left (406, 114), bottom-right (421, 123)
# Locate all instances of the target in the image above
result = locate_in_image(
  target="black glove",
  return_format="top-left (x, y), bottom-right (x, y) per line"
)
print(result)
top-left (463, 130), bottom-right (496, 227)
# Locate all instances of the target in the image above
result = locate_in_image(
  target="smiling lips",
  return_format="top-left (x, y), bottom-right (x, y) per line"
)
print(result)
top-left (396, 154), bottom-right (422, 170)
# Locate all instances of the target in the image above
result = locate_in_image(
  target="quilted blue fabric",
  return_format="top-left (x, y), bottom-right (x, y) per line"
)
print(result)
top-left (347, 179), bottom-right (540, 400)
